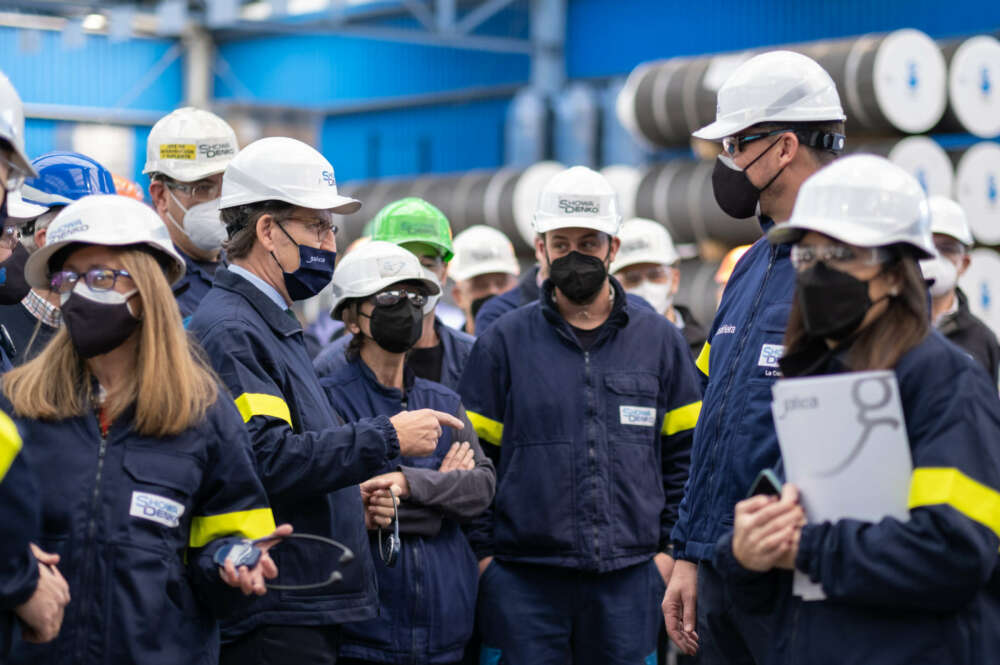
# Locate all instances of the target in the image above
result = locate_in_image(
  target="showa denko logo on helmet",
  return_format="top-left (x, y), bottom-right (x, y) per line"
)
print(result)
top-left (321, 170), bottom-right (336, 186)
top-left (558, 198), bottom-right (601, 215)
top-left (198, 142), bottom-right (235, 159)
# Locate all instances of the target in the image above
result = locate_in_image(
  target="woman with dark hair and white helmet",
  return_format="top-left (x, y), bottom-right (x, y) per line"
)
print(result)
top-left (319, 240), bottom-right (495, 665)
top-left (718, 155), bottom-right (1000, 664)
top-left (2, 195), bottom-right (290, 665)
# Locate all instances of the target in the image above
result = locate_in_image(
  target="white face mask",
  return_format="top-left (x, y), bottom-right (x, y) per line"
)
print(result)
top-left (919, 255), bottom-right (958, 298)
top-left (627, 279), bottom-right (673, 315)
top-left (421, 267), bottom-right (442, 315)
top-left (166, 189), bottom-right (227, 254)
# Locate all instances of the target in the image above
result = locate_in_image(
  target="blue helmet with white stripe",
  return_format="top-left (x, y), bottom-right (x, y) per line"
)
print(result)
top-left (20, 151), bottom-right (116, 209)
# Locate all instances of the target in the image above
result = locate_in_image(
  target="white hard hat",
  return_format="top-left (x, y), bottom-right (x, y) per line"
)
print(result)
top-left (693, 51), bottom-right (846, 141)
top-left (0, 71), bottom-right (37, 181)
top-left (220, 137), bottom-right (360, 214)
top-left (329, 240), bottom-right (440, 320)
top-left (4, 190), bottom-right (47, 221)
top-left (532, 166), bottom-right (622, 236)
top-left (768, 154), bottom-right (934, 258)
top-left (449, 225), bottom-right (520, 282)
top-left (610, 218), bottom-right (679, 274)
top-left (927, 195), bottom-right (973, 246)
top-left (25, 194), bottom-right (186, 289)
top-left (142, 107), bottom-right (239, 182)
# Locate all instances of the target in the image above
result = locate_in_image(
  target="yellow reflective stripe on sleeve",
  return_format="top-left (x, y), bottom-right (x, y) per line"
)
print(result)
top-left (695, 342), bottom-right (710, 376)
top-left (662, 401), bottom-right (702, 436)
top-left (189, 508), bottom-right (277, 548)
top-left (234, 393), bottom-right (292, 428)
top-left (467, 411), bottom-right (503, 447)
top-left (0, 411), bottom-right (22, 482)
top-left (908, 467), bottom-right (1000, 538)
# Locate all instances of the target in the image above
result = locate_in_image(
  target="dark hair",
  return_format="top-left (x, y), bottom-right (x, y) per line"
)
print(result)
top-left (751, 120), bottom-right (846, 167)
top-left (783, 247), bottom-right (929, 371)
top-left (220, 200), bottom-right (296, 260)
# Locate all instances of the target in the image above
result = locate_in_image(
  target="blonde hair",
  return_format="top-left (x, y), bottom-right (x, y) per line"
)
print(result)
top-left (3, 247), bottom-right (218, 436)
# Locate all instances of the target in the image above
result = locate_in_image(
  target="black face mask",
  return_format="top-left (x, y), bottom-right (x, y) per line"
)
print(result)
top-left (0, 243), bottom-right (31, 305)
top-left (796, 262), bottom-right (883, 341)
top-left (60, 285), bottom-right (141, 358)
top-left (548, 249), bottom-right (609, 305)
top-left (470, 294), bottom-right (493, 321)
top-left (361, 299), bottom-right (423, 354)
top-left (711, 138), bottom-right (786, 219)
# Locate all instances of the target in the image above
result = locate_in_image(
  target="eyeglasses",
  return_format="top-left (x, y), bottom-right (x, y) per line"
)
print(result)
top-left (722, 129), bottom-right (792, 157)
top-left (378, 486), bottom-right (401, 567)
top-left (281, 217), bottom-right (339, 245)
top-left (371, 289), bottom-right (427, 308)
top-left (617, 265), bottom-right (672, 288)
top-left (49, 268), bottom-right (133, 294)
top-left (214, 532), bottom-right (356, 591)
top-left (165, 180), bottom-right (221, 201)
top-left (0, 225), bottom-right (20, 250)
top-left (790, 244), bottom-right (892, 273)
top-left (934, 238), bottom-right (967, 258)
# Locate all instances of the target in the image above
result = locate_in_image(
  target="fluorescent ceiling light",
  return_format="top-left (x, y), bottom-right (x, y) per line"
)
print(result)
top-left (242, 1), bottom-right (273, 20)
top-left (82, 13), bottom-right (106, 30)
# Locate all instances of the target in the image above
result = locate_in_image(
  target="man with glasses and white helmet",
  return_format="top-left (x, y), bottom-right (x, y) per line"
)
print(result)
top-left (189, 137), bottom-right (464, 665)
top-left (458, 166), bottom-right (702, 665)
top-left (664, 51), bottom-right (847, 663)
top-left (449, 225), bottom-right (520, 335)
top-left (145, 107), bottom-right (239, 319)
top-left (918, 196), bottom-right (999, 384)
top-left (611, 218), bottom-right (707, 358)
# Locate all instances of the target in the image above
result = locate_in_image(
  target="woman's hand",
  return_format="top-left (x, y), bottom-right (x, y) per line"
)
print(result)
top-left (732, 484), bottom-right (805, 572)
top-left (219, 523), bottom-right (293, 596)
top-left (439, 442), bottom-right (475, 472)
top-left (360, 472), bottom-right (408, 529)
top-left (16, 544), bottom-right (71, 643)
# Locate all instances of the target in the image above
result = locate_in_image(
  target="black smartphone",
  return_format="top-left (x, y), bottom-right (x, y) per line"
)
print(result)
top-left (747, 468), bottom-right (783, 498)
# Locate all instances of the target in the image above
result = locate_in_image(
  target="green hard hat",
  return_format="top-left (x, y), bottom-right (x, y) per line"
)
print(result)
top-left (371, 197), bottom-right (454, 262)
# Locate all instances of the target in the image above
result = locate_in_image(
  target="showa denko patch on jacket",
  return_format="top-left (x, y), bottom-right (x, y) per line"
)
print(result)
top-left (130, 491), bottom-right (185, 528)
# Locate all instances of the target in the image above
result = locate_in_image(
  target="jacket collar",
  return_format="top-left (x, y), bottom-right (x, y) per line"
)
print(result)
top-left (518, 265), bottom-right (541, 305)
top-left (214, 267), bottom-right (301, 338)
top-left (759, 215), bottom-right (793, 259)
top-left (540, 274), bottom-right (630, 348)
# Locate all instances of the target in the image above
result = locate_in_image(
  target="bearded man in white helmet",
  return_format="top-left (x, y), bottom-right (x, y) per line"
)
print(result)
top-left (188, 136), bottom-right (464, 665)
top-left (145, 107), bottom-right (239, 319)
top-left (458, 166), bottom-right (702, 665)
top-left (664, 51), bottom-right (847, 663)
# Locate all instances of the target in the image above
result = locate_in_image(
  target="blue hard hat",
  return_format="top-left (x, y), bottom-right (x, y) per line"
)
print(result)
top-left (20, 151), bottom-right (117, 209)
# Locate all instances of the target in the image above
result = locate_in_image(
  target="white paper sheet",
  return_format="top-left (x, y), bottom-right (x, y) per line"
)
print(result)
top-left (771, 370), bottom-right (913, 600)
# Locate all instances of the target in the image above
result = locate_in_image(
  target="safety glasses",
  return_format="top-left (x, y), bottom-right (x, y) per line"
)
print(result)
top-left (790, 244), bottom-right (893, 273)
top-left (722, 129), bottom-right (791, 157)
top-left (378, 486), bottom-right (401, 567)
top-left (371, 290), bottom-right (427, 308)
top-left (165, 180), bottom-right (221, 201)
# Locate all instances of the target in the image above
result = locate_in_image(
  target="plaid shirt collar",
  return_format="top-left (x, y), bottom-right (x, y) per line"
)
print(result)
top-left (22, 289), bottom-right (61, 328)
